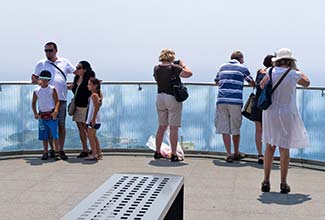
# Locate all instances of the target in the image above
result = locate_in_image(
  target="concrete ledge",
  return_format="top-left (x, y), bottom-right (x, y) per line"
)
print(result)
top-left (0, 149), bottom-right (324, 171)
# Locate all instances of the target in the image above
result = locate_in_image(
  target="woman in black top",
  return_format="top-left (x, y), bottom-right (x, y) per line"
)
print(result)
top-left (153, 48), bottom-right (192, 161)
top-left (251, 55), bottom-right (274, 164)
top-left (72, 61), bottom-right (95, 158)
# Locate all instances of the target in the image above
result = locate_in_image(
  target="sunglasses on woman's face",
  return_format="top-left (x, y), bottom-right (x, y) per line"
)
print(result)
top-left (76, 66), bottom-right (83, 70)
top-left (44, 49), bottom-right (54, 53)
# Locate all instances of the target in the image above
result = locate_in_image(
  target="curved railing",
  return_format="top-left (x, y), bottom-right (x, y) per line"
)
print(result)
top-left (0, 81), bottom-right (324, 163)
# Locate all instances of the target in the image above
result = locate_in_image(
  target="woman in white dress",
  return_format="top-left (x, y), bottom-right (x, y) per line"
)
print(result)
top-left (260, 48), bottom-right (310, 194)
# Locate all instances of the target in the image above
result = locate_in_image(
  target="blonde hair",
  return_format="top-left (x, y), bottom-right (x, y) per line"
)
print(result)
top-left (274, 59), bottom-right (297, 70)
top-left (159, 48), bottom-right (176, 62)
top-left (230, 51), bottom-right (244, 62)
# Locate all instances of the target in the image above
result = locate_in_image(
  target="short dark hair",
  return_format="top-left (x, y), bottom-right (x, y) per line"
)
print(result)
top-left (263, 55), bottom-right (275, 68)
top-left (45, 42), bottom-right (57, 51)
top-left (230, 51), bottom-right (244, 62)
top-left (39, 70), bottom-right (52, 80)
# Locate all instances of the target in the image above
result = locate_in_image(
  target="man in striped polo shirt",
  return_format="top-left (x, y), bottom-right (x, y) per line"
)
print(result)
top-left (215, 51), bottom-right (255, 163)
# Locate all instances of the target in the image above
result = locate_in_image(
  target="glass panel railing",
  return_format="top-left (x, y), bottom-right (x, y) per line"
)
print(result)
top-left (0, 82), bottom-right (324, 162)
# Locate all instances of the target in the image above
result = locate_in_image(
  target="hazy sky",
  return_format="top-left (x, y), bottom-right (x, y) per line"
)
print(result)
top-left (1, 0), bottom-right (324, 85)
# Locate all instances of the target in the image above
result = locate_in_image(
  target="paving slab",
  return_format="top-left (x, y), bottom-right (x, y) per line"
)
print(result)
top-left (0, 154), bottom-right (324, 220)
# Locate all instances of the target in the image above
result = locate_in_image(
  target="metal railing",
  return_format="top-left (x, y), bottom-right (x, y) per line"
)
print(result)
top-left (0, 81), bottom-right (324, 163)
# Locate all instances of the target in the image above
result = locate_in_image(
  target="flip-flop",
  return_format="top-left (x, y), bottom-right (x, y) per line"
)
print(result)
top-left (225, 155), bottom-right (233, 163)
top-left (85, 156), bottom-right (98, 161)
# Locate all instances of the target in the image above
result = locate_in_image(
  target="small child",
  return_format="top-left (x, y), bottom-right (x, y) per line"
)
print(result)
top-left (32, 70), bottom-right (60, 160)
top-left (85, 77), bottom-right (102, 161)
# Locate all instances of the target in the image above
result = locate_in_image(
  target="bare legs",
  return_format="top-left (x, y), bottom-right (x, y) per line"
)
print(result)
top-left (43, 141), bottom-right (49, 154)
top-left (155, 125), bottom-right (178, 156)
top-left (42, 139), bottom-right (59, 159)
top-left (76, 122), bottom-right (88, 152)
top-left (87, 128), bottom-right (101, 159)
top-left (222, 134), bottom-right (231, 157)
top-left (279, 147), bottom-right (290, 184)
top-left (263, 145), bottom-right (290, 192)
top-left (58, 125), bottom-right (66, 151)
top-left (222, 134), bottom-right (240, 156)
top-left (255, 122), bottom-right (263, 155)
top-left (155, 125), bottom-right (168, 153)
top-left (233, 134), bottom-right (240, 155)
top-left (263, 144), bottom-right (276, 182)
top-left (169, 126), bottom-right (178, 155)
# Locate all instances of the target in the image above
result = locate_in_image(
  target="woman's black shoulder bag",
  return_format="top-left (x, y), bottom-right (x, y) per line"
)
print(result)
top-left (171, 65), bottom-right (189, 102)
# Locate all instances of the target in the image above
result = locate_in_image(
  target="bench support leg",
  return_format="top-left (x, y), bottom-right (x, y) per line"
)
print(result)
top-left (164, 185), bottom-right (184, 220)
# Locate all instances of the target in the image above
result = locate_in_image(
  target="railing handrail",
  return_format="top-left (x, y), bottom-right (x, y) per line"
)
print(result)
top-left (1, 81), bottom-right (325, 90)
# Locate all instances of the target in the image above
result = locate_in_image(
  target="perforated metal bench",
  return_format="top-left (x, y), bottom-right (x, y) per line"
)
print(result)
top-left (61, 173), bottom-right (184, 220)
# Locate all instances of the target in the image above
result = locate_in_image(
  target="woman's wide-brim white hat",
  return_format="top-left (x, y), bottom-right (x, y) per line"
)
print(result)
top-left (272, 48), bottom-right (297, 62)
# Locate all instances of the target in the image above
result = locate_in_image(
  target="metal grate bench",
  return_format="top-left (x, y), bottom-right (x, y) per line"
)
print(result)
top-left (61, 173), bottom-right (184, 220)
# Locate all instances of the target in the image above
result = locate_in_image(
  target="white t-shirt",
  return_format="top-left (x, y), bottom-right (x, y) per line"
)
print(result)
top-left (34, 85), bottom-right (56, 112)
top-left (33, 57), bottom-right (76, 101)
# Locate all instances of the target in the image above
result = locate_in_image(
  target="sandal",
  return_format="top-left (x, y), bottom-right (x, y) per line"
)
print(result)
top-left (258, 155), bottom-right (264, 165)
top-left (98, 154), bottom-right (103, 160)
top-left (225, 155), bottom-right (233, 163)
top-left (261, 180), bottom-right (270, 192)
top-left (76, 151), bottom-right (89, 158)
top-left (55, 152), bottom-right (61, 161)
top-left (154, 151), bottom-right (163, 160)
top-left (85, 155), bottom-right (98, 161)
top-left (280, 183), bottom-right (291, 194)
top-left (233, 152), bottom-right (246, 161)
top-left (41, 153), bottom-right (49, 160)
top-left (170, 154), bottom-right (180, 162)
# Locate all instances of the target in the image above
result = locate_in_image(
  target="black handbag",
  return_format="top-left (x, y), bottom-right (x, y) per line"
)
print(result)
top-left (171, 65), bottom-right (189, 102)
top-left (242, 92), bottom-right (256, 120)
top-left (257, 67), bottom-right (291, 110)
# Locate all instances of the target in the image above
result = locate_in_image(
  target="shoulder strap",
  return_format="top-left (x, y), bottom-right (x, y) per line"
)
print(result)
top-left (271, 68), bottom-right (292, 93)
top-left (170, 64), bottom-right (177, 80)
top-left (49, 62), bottom-right (67, 81)
top-left (74, 83), bottom-right (81, 96)
top-left (268, 67), bottom-right (273, 82)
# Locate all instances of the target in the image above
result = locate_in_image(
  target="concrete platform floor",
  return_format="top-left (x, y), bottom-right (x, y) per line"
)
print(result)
top-left (0, 153), bottom-right (324, 220)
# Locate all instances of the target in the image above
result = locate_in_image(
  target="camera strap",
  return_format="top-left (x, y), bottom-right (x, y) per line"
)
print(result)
top-left (49, 62), bottom-right (67, 81)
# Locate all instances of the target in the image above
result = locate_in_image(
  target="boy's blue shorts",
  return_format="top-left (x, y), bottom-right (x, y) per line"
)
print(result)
top-left (38, 119), bottom-right (59, 141)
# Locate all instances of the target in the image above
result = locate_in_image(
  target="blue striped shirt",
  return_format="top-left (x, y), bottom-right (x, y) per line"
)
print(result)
top-left (215, 59), bottom-right (253, 105)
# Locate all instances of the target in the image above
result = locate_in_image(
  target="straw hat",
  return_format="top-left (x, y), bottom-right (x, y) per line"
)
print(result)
top-left (272, 48), bottom-right (296, 62)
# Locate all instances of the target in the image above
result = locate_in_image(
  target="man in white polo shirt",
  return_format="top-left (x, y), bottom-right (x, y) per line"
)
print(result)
top-left (31, 42), bottom-right (76, 160)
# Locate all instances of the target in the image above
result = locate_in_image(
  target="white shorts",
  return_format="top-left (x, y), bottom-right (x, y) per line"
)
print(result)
top-left (215, 104), bottom-right (242, 135)
top-left (156, 93), bottom-right (182, 127)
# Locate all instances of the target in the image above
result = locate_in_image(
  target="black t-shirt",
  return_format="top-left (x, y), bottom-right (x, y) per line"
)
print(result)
top-left (72, 78), bottom-right (92, 108)
top-left (153, 64), bottom-right (183, 95)
top-left (253, 69), bottom-right (266, 108)
top-left (255, 69), bottom-right (267, 97)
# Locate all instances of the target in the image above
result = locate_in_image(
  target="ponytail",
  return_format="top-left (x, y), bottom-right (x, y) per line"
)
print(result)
top-left (89, 77), bottom-right (102, 98)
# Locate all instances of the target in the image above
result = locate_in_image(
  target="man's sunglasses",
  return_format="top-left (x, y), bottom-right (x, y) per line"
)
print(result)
top-left (44, 49), bottom-right (54, 53)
